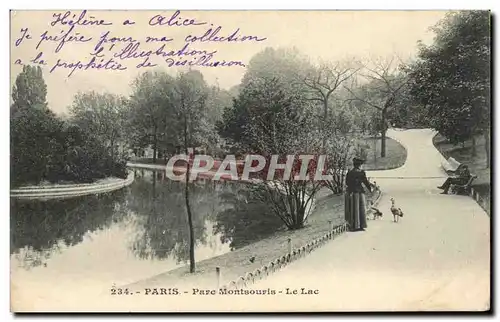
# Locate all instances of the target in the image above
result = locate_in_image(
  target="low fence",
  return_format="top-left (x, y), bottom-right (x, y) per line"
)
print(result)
top-left (216, 185), bottom-right (383, 290)
top-left (10, 171), bottom-right (135, 200)
top-left (218, 222), bottom-right (349, 291)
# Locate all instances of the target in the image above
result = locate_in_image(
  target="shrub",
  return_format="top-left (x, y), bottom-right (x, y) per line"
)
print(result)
top-left (11, 109), bottom-right (128, 187)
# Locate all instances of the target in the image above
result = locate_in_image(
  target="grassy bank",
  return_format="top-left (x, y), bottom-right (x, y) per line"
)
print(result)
top-left (363, 137), bottom-right (408, 171)
top-left (433, 133), bottom-right (491, 215)
top-left (127, 188), bottom-right (380, 290)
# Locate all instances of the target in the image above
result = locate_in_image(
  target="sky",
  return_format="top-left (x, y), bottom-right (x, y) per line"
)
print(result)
top-left (10, 10), bottom-right (448, 114)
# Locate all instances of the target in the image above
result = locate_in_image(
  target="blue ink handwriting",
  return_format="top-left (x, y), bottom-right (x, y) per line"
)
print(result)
top-left (15, 28), bottom-right (32, 46)
top-left (50, 56), bottom-right (126, 77)
top-left (145, 36), bottom-right (174, 42)
top-left (136, 57), bottom-right (158, 69)
top-left (37, 25), bottom-right (93, 53)
top-left (30, 52), bottom-right (48, 65)
top-left (185, 26), bottom-right (267, 43)
top-left (149, 10), bottom-right (207, 27)
top-left (93, 31), bottom-right (137, 54)
top-left (164, 54), bottom-right (245, 68)
top-left (113, 42), bottom-right (217, 61)
top-left (51, 10), bottom-right (113, 27)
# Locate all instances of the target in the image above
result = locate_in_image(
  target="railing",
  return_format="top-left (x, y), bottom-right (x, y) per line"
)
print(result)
top-left (218, 222), bottom-right (349, 291)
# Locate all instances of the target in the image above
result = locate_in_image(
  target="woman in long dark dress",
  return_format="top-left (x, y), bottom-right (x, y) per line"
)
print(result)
top-left (345, 157), bottom-right (372, 231)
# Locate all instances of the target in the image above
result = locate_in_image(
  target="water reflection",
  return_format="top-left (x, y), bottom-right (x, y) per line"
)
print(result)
top-left (10, 190), bottom-right (127, 268)
top-left (127, 171), bottom-right (223, 263)
top-left (214, 185), bottom-right (284, 250)
top-left (10, 169), bottom-right (285, 282)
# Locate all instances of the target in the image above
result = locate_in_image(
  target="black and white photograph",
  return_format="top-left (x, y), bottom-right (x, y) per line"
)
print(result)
top-left (8, 9), bottom-right (491, 312)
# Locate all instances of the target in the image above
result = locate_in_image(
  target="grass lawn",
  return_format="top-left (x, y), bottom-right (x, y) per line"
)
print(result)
top-left (126, 188), bottom-right (381, 290)
top-left (433, 133), bottom-right (491, 215)
top-left (362, 137), bottom-right (408, 171)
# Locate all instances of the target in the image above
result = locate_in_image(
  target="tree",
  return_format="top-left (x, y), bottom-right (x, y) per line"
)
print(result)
top-left (172, 70), bottom-right (210, 273)
top-left (321, 110), bottom-right (361, 194)
top-left (345, 56), bottom-right (408, 157)
top-left (11, 103), bottom-right (63, 186)
top-left (303, 60), bottom-right (361, 147)
top-left (128, 71), bottom-right (177, 162)
top-left (240, 47), bottom-right (312, 93)
top-left (234, 77), bottom-right (324, 230)
top-left (407, 11), bottom-right (491, 166)
top-left (10, 65), bottom-right (60, 186)
top-left (69, 91), bottom-right (128, 161)
top-left (11, 65), bottom-right (128, 187)
top-left (220, 47), bottom-right (314, 152)
top-left (203, 85), bottom-right (232, 156)
top-left (12, 65), bottom-right (47, 110)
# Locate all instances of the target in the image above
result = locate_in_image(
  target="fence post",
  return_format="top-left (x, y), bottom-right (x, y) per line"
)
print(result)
top-left (216, 267), bottom-right (221, 290)
top-left (287, 238), bottom-right (292, 254)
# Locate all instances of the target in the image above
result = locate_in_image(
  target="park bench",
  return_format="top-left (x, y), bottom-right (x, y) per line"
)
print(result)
top-left (441, 157), bottom-right (464, 175)
top-left (450, 175), bottom-right (478, 195)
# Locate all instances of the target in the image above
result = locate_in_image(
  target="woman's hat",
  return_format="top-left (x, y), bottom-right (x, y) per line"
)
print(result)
top-left (353, 157), bottom-right (366, 164)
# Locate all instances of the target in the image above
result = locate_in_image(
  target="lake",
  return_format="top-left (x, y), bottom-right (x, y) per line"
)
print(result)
top-left (10, 169), bottom-right (284, 305)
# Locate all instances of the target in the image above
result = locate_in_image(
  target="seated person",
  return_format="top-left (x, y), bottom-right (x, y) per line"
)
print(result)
top-left (438, 164), bottom-right (471, 194)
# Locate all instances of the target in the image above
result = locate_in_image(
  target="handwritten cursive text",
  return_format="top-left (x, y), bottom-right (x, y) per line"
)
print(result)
top-left (185, 26), bottom-right (267, 43)
top-left (149, 10), bottom-right (207, 27)
top-left (51, 10), bottom-right (113, 27)
top-left (50, 56), bottom-right (126, 77)
top-left (37, 25), bottom-right (93, 53)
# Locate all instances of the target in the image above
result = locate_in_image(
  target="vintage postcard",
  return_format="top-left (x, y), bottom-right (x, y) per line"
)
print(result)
top-left (9, 10), bottom-right (491, 312)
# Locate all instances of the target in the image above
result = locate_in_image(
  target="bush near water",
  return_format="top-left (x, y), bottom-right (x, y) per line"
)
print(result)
top-left (10, 65), bottom-right (128, 188)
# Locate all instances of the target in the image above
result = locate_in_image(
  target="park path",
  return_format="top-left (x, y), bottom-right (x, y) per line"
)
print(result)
top-left (247, 128), bottom-right (490, 311)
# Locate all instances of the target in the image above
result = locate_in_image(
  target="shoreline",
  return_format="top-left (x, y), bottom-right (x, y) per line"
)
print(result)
top-left (10, 171), bottom-right (135, 200)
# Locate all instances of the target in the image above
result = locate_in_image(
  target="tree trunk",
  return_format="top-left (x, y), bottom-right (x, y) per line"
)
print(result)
top-left (184, 118), bottom-right (195, 273)
top-left (471, 135), bottom-right (477, 157)
top-left (380, 129), bottom-right (387, 158)
top-left (152, 131), bottom-right (158, 164)
top-left (152, 169), bottom-right (157, 191)
top-left (184, 159), bottom-right (195, 273)
top-left (484, 130), bottom-right (490, 168)
top-left (322, 100), bottom-right (328, 149)
top-left (379, 109), bottom-right (388, 158)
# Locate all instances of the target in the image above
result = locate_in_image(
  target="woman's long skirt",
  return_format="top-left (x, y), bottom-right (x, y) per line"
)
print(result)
top-left (344, 192), bottom-right (367, 231)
